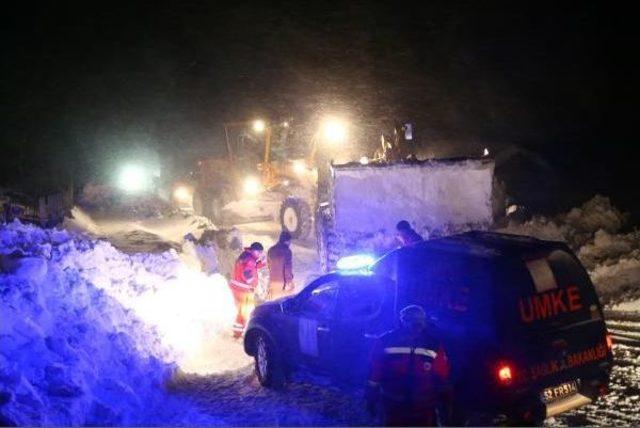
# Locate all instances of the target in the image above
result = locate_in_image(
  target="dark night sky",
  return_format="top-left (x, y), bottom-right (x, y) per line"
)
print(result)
top-left (1, 1), bottom-right (637, 217)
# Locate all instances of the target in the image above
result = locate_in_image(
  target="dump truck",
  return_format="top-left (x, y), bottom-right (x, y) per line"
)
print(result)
top-left (316, 157), bottom-right (497, 271)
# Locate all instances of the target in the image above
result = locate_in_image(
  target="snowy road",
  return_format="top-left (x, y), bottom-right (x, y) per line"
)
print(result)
top-left (169, 311), bottom-right (640, 427)
top-left (170, 368), bottom-right (374, 426)
top-left (67, 209), bottom-right (638, 426)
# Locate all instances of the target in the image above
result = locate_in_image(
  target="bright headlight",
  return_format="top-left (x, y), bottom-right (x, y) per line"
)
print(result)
top-left (118, 164), bottom-right (149, 193)
top-left (243, 176), bottom-right (263, 196)
top-left (322, 118), bottom-right (348, 144)
top-left (292, 160), bottom-right (306, 175)
top-left (253, 119), bottom-right (266, 133)
top-left (173, 186), bottom-right (192, 204)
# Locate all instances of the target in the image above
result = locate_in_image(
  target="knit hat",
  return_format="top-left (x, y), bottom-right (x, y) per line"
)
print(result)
top-left (396, 220), bottom-right (412, 231)
top-left (400, 305), bottom-right (426, 325)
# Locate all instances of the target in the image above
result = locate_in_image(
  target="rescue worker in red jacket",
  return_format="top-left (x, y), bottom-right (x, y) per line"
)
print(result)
top-left (231, 242), bottom-right (264, 337)
top-left (366, 305), bottom-right (452, 426)
top-left (396, 220), bottom-right (424, 247)
top-left (267, 231), bottom-right (294, 300)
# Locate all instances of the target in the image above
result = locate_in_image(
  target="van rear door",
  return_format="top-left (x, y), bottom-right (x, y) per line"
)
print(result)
top-left (496, 245), bottom-right (612, 406)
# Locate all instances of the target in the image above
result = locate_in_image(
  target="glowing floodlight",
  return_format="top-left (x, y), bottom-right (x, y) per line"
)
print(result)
top-left (253, 119), bottom-right (266, 133)
top-left (118, 164), bottom-right (148, 193)
top-left (292, 159), bottom-right (306, 175)
top-left (336, 254), bottom-right (375, 271)
top-left (483, 147), bottom-right (490, 157)
top-left (173, 186), bottom-right (192, 204)
top-left (359, 156), bottom-right (369, 165)
top-left (322, 118), bottom-right (347, 144)
top-left (243, 176), bottom-right (263, 196)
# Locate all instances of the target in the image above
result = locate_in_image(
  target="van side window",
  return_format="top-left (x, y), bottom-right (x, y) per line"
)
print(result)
top-left (339, 280), bottom-right (384, 321)
top-left (300, 282), bottom-right (338, 316)
top-left (525, 258), bottom-right (557, 293)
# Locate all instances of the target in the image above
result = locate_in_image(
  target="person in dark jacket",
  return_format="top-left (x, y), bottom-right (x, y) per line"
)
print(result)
top-left (396, 220), bottom-right (423, 247)
top-left (366, 305), bottom-right (452, 426)
top-left (267, 231), bottom-right (294, 300)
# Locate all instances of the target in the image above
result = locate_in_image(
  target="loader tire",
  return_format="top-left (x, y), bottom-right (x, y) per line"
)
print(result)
top-left (192, 190), bottom-right (204, 216)
top-left (279, 197), bottom-right (311, 240)
top-left (209, 197), bottom-right (225, 225)
top-left (193, 190), bottom-right (225, 225)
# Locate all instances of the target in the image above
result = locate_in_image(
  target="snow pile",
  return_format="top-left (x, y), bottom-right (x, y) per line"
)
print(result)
top-left (501, 195), bottom-right (640, 303)
top-left (0, 221), bottom-right (235, 425)
top-left (331, 159), bottom-right (495, 235)
top-left (63, 206), bottom-right (103, 235)
top-left (79, 183), bottom-right (174, 218)
top-left (63, 205), bottom-right (222, 255)
top-left (321, 159), bottom-right (495, 269)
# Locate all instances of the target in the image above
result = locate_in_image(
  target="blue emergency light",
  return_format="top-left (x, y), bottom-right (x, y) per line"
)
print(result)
top-left (336, 254), bottom-right (376, 271)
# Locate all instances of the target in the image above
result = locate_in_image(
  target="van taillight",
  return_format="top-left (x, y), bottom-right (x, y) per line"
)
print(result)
top-left (496, 363), bottom-right (513, 385)
top-left (606, 334), bottom-right (613, 351)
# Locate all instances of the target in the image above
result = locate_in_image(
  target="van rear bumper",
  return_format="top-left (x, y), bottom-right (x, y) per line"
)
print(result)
top-left (503, 375), bottom-right (608, 424)
top-left (545, 393), bottom-right (592, 417)
top-left (492, 392), bottom-right (593, 425)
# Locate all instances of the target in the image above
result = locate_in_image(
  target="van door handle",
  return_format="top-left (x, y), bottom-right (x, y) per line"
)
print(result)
top-left (317, 326), bottom-right (330, 332)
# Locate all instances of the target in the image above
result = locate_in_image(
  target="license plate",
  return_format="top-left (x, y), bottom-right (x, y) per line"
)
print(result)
top-left (541, 379), bottom-right (580, 403)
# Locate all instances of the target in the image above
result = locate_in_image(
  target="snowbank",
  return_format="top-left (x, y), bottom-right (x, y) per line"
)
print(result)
top-left (331, 159), bottom-right (495, 235)
top-left (79, 183), bottom-right (175, 218)
top-left (0, 221), bottom-right (234, 425)
top-left (501, 195), bottom-right (640, 304)
top-left (64, 205), bottom-right (218, 254)
top-left (63, 206), bottom-right (103, 235)
top-left (613, 297), bottom-right (640, 312)
top-left (320, 159), bottom-right (495, 269)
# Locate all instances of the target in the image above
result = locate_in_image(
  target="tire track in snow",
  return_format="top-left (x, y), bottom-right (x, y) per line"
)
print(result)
top-left (169, 366), bottom-right (375, 426)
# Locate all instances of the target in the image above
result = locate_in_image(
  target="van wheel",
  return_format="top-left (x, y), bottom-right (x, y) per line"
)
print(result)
top-left (254, 333), bottom-right (285, 389)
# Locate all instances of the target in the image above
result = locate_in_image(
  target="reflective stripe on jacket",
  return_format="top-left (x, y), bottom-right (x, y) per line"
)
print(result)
top-left (369, 329), bottom-right (449, 407)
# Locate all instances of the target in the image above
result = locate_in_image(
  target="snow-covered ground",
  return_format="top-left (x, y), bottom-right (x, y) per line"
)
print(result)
top-left (0, 201), bottom-right (328, 425)
top-left (64, 206), bottom-right (216, 254)
top-left (0, 219), bottom-right (237, 425)
top-left (1, 193), bottom-right (639, 426)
